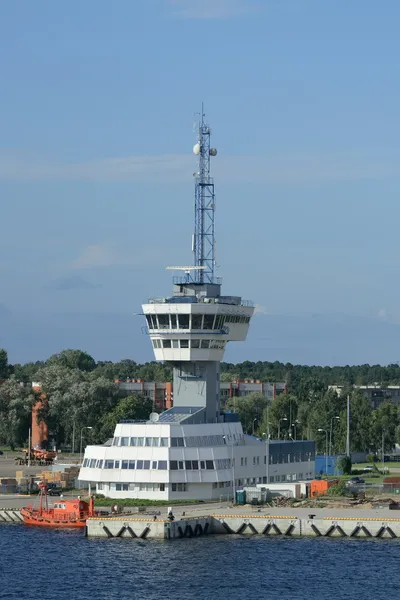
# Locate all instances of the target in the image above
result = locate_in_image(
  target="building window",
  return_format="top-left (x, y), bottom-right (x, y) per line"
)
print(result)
top-left (200, 460), bottom-right (205, 469)
top-left (178, 315), bottom-right (190, 329)
top-left (114, 461), bottom-right (120, 469)
top-left (160, 437), bottom-right (168, 447)
top-left (180, 339), bottom-right (189, 349)
top-left (191, 339), bottom-right (200, 348)
top-left (170, 461), bottom-right (178, 470)
top-left (128, 461), bottom-right (135, 469)
top-left (206, 460), bottom-right (214, 470)
top-left (158, 461), bottom-right (168, 470)
top-left (162, 339), bottom-right (171, 348)
top-left (170, 315), bottom-right (178, 329)
top-left (104, 460), bottom-right (114, 469)
top-left (120, 437), bottom-right (129, 447)
top-left (203, 315), bottom-right (214, 329)
top-left (122, 460), bottom-right (129, 469)
top-left (171, 437), bottom-right (185, 447)
top-left (172, 339), bottom-right (179, 348)
top-left (191, 314), bottom-right (203, 329)
top-left (136, 438), bottom-right (144, 446)
top-left (143, 460), bottom-right (150, 469)
top-left (172, 483), bottom-right (188, 492)
top-left (136, 460), bottom-right (144, 469)
top-left (112, 437), bottom-right (119, 446)
top-left (160, 483), bottom-right (165, 491)
top-left (157, 314), bottom-right (170, 329)
top-left (201, 339), bottom-right (210, 349)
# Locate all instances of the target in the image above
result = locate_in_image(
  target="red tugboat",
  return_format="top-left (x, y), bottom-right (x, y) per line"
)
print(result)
top-left (21, 480), bottom-right (95, 528)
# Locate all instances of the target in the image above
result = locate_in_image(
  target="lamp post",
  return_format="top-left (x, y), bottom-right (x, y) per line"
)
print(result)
top-left (80, 426), bottom-right (93, 463)
top-left (262, 432), bottom-right (270, 485)
top-left (291, 420), bottom-right (300, 440)
top-left (278, 417), bottom-right (288, 440)
top-left (318, 428), bottom-right (328, 477)
top-left (223, 435), bottom-right (235, 503)
top-left (252, 418), bottom-right (258, 436)
top-left (329, 416), bottom-right (340, 456)
top-left (382, 430), bottom-right (385, 470)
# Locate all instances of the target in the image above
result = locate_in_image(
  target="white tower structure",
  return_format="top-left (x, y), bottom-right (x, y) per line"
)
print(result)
top-left (78, 109), bottom-right (316, 500)
top-left (142, 107), bottom-right (254, 424)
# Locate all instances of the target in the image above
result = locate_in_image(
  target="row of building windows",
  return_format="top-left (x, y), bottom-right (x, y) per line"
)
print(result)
top-left (146, 314), bottom-right (250, 331)
top-left (98, 482), bottom-right (166, 492)
top-left (170, 460), bottom-right (215, 470)
top-left (111, 435), bottom-right (240, 448)
top-left (152, 339), bottom-right (226, 350)
top-left (238, 453), bottom-right (314, 467)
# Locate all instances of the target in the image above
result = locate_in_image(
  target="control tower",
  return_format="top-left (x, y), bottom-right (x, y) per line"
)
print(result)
top-left (142, 108), bottom-right (254, 423)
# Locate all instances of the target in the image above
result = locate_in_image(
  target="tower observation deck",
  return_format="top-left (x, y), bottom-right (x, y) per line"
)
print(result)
top-left (142, 108), bottom-right (254, 424)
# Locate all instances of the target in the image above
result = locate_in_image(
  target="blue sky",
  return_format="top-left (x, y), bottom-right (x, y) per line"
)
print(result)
top-left (1, 0), bottom-right (400, 366)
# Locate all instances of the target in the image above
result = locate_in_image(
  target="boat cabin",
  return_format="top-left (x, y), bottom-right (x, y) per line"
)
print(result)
top-left (52, 498), bottom-right (90, 519)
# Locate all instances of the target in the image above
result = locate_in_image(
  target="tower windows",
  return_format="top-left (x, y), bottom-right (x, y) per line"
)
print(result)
top-left (178, 314), bottom-right (190, 329)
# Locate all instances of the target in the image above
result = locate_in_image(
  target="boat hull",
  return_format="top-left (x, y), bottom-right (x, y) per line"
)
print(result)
top-left (21, 509), bottom-right (87, 528)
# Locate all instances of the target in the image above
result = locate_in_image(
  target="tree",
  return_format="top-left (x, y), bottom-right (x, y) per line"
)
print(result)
top-left (47, 349), bottom-right (96, 372)
top-left (0, 349), bottom-right (10, 379)
top-left (370, 402), bottom-right (399, 453)
top-left (34, 364), bottom-right (119, 448)
top-left (267, 394), bottom-right (298, 439)
top-left (96, 394), bottom-right (153, 442)
top-left (337, 455), bottom-right (352, 475)
top-left (226, 392), bottom-right (268, 435)
top-left (0, 378), bottom-right (34, 449)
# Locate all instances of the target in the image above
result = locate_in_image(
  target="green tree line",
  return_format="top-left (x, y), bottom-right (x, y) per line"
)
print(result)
top-left (1, 348), bottom-right (400, 453)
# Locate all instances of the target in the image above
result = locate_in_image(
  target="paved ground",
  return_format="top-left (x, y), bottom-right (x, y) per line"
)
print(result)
top-left (2, 495), bottom-right (400, 521)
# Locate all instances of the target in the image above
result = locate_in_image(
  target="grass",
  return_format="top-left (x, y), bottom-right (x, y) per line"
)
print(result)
top-left (92, 497), bottom-right (217, 507)
top-left (354, 462), bottom-right (400, 470)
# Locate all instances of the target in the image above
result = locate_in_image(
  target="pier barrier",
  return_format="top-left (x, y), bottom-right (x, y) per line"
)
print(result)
top-left (86, 516), bottom-right (213, 539)
top-left (86, 513), bottom-right (400, 540)
top-left (0, 510), bottom-right (23, 523)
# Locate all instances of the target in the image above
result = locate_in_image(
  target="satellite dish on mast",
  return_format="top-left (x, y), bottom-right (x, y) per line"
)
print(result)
top-left (193, 143), bottom-right (201, 155)
top-left (149, 412), bottom-right (160, 423)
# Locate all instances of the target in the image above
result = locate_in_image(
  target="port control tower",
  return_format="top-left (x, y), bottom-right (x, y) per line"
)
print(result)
top-left (142, 108), bottom-right (254, 424)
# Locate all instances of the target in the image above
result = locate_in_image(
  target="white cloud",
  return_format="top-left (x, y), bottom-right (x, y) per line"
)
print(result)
top-left (71, 244), bottom-right (131, 269)
top-left (253, 304), bottom-right (269, 316)
top-left (169, 0), bottom-right (262, 19)
top-left (0, 149), bottom-right (399, 185)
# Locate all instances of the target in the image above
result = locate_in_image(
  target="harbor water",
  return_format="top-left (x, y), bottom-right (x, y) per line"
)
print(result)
top-left (1, 526), bottom-right (400, 599)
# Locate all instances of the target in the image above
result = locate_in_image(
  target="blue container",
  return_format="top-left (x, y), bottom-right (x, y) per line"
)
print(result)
top-left (315, 455), bottom-right (343, 476)
top-left (235, 490), bottom-right (246, 505)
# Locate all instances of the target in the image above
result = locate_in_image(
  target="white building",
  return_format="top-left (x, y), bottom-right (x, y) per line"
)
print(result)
top-left (79, 111), bottom-right (315, 500)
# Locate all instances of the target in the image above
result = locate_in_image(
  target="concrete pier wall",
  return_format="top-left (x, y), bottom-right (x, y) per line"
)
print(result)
top-left (86, 513), bottom-right (400, 540)
top-left (0, 510), bottom-right (23, 523)
top-left (86, 516), bottom-right (213, 539)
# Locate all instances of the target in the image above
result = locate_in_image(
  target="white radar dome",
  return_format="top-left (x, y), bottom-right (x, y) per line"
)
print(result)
top-left (209, 148), bottom-right (218, 156)
top-left (193, 143), bottom-right (201, 155)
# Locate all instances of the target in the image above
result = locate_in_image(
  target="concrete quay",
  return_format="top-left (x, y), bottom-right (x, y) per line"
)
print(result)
top-left (0, 509), bottom-right (23, 523)
top-left (86, 512), bottom-right (400, 540)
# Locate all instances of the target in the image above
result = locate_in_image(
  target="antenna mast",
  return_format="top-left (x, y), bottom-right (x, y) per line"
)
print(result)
top-left (192, 104), bottom-right (217, 284)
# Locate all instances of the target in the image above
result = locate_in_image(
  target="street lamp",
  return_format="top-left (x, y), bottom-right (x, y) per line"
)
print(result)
top-left (329, 416), bottom-right (340, 456)
top-left (278, 417), bottom-right (288, 440)
top-left (80, 426), bottom-right (93, 463)
top-left (223, 435), bottom-right (235, 504)
top-left (262, 432), bottom-right (270, 485)
top-left (291, 420), bottom-right (300, 440)
top-left (252, 418), bottom-right (258, 436)
top-left (318, 428), bottom-right (329, 477)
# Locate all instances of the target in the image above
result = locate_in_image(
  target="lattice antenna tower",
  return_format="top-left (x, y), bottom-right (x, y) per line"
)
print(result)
top-left (192, 104), bottom-right (218, 284)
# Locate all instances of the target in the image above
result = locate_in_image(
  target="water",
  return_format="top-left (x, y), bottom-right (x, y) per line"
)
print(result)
top-left (1, 526), bottom-right (400, 599)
